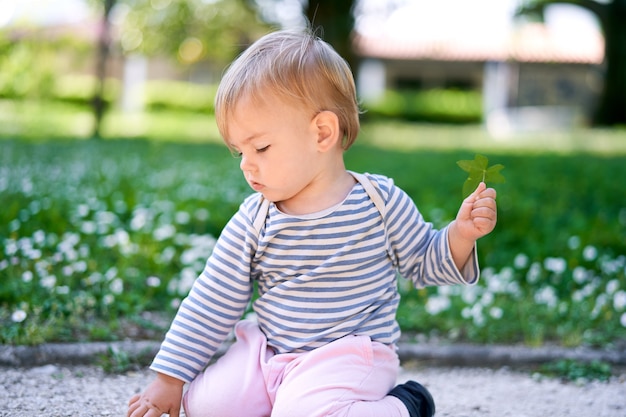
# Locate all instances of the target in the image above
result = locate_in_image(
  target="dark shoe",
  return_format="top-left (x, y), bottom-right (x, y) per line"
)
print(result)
top-left (388, 380), bottom-right (435, 417)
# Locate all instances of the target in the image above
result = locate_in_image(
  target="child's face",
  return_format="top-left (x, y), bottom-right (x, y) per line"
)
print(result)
top-left (226, 93), bottom-right (326, 212)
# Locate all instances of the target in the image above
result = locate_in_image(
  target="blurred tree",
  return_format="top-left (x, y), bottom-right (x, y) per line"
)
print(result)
top-left (115, 0), bottom-right (266, 63)
top-left (0, 34), bottom-right (57, 101)
top-left (88, 0), bottom-right (269, 138)
top-left (517, 0), bottom-right (626, 126)
top-left (303, 0), bottom-right (357, 70)
top-left (250, 0), bottom-right (359, 71)
top-left (251, 0), bottom-right (409, 76)
top-left (92, 0), bottom-right (116, 139)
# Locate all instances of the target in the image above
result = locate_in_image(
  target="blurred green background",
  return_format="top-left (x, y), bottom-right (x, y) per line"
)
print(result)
top-left (1, 0), bottom-right (625, 349)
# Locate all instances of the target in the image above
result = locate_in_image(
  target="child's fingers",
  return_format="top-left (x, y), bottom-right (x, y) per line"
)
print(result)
top-left (471, 181), bottom-right (487, 198)
top-left (462, 182), bottom-right (486, 206)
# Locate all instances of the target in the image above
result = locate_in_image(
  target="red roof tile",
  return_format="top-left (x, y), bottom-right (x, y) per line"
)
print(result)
top-left (353, 23), bottom-right (604, 64)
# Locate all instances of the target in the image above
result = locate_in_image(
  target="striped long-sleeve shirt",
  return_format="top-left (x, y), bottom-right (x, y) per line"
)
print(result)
top-left (150, 173), bottom-right (479, 383)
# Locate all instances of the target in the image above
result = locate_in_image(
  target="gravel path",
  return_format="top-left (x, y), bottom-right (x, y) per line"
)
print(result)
top-left (1, 363), bottom-right (625, 417)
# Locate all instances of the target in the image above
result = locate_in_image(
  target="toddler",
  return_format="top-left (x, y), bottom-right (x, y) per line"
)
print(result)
top-left (127, 28), bottom-right (497, 417)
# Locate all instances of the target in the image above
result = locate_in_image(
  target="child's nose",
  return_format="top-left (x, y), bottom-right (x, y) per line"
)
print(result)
top-left (240, 155), bottom-right (253, 172)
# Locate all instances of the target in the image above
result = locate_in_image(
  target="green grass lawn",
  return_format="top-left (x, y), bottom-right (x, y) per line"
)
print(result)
top-left (1, 105), bottom-right (625, 348)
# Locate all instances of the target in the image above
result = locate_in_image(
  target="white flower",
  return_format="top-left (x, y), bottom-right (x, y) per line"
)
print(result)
top-left (109, 278), bottom-right (124, 294)
top-left (87, 272), bottom-right (103, 285)
top-left (79, 244), bottom-right (90, 258)
top-left (175, 211), bottom-right (191, 225)
top-left (33, 230), bottom-right (46, 245)
top-left (73, 260), bottom-right (88, 273)
top-left (572, 290), bottom-right (584, 303)
top-left (116, 229), bottom-right (131, 246)
top-left (481, 267), bottom-right (495, 280)
top-left (567, 235), bottom-right (581, 250)
top-left (526, 262), bottom-right (542, 284)
top-left (513, 253), bottom-right (529, 269)
top-left (22, 271), bottom-right (33, 283)
top-left (438, 286), bottom-right (452, 296)
top-left (130, 208), bottom-right (150, 231)
top-left (8, 217), bottom-right (21, 232)
top-left (27, 247), bottom-right (42, 259)
top-left (180, 248), bottom-right (200, 265)
top-left (56, 285), bottom-right (70, 295)
top-left (102, 234), bottom-right (117, 248)
top-left (96, 211), bottom-right (116, 226)
top-left (489, 307), bottom-right (503, 319)
top-left (81, 221), bottom-right (97, 234)
top-left (574, 282), bottom-right (599, 303)
top-left (544, 257), bottom-right (566, 274)
top-left (158, 246), bottom-right (176, 264)
top-left (470, 304), bottom-right (485, 327)
top-left (153, 224), bottom-right (176, 241)
top-left (534, 286), bottom-right (558, 309)
top-left (606, 280), bottom-right (620, 295)
top-left (425, 295), bottom-right (451, 315)
top-left (620, 312), bottom-right (626, 328)
top-left (77, 204), bottom-right (90, 217)
top-left (486, 272), bottom-right (506, 293)
top-left (194, 208), bottom-right (209, 221)
top-left (461, 285), bottom-right (479, 304)
top-left (105, 267), bottom-right (118, 281)
top-left (177, 267), bottom-right (197, 294)
top-left (583, 245), bottom-right (598, 262)
top-left (11, 309), bottom-right (27, 323)
top-left (146, 276), bottom-right (161, 287)
top-left (613, 291), bottom-right (626, 311)
top-left (499, 266), bottom-right (514, 282)
top-left (591, 294), bottom-right (608, 318)
top-left (480, 292), bottom-right (494, 307)
top-left (4, 239), bottom-right (17, 256)
top-left (40, 275), bottom-right (57, 289)
top-left (572, 266), bottom-right (588, 284)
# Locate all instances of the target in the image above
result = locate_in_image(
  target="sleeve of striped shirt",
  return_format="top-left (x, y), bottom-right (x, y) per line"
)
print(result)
top-left (149, 195), bottom-right (260, 383)
top-left (372, 175), bottom-right (479, 288)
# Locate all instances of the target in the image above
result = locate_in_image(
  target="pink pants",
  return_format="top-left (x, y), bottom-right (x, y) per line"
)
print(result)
top-left (183, 320), bottom-right (408, 417)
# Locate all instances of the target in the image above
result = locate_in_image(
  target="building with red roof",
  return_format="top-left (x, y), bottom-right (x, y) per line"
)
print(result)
top-left (353, 14), bottom-right (604, 135)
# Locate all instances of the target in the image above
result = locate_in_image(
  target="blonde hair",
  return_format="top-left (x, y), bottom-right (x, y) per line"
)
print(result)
top-left (215, 29), bottom-right (360, 149)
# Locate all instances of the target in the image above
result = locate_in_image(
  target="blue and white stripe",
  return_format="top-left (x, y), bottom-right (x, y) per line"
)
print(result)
top-left (151, 173), bottom-right (479, 382)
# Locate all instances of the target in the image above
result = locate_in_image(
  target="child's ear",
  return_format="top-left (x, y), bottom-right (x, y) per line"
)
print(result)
top-left (313, 111), bottom-right (341, 152)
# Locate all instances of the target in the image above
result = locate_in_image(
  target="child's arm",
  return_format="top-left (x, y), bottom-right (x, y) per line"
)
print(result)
top-left (448, 182), bottom-right (497, 275)
top-left (127, 372), bottom-right (184, 417)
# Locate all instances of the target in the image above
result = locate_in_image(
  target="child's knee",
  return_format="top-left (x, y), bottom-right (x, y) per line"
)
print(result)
top-left (271, 395), bottom-right (328, 417)
top-left (183, 390), bottom-right (208, 417)
top-left (184, 390), bottom-right (263, 417)
top-left (183, 375), bottom-right (272, 417)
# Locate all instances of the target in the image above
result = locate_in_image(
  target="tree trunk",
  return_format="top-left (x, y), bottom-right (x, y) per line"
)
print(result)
top-left (305, 0), bottom-right (358, 73)
top-left (517, 0), bottom-right (626, 126)
top-left (92, 0), bottom-right (115, 139)
top-left (593, 0), bottom-right (626, 125)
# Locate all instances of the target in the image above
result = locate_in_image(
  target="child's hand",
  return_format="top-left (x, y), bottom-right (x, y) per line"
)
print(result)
top-left (454, 182), bottom-right (497, 241)
top-left (127, 373), bottom-right (184, 417)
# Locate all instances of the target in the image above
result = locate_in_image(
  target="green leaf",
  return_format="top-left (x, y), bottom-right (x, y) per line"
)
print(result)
top-left (457, 154), bottom-right (505, 197)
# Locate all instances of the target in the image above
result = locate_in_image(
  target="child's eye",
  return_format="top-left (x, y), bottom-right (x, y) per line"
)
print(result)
top-left (230, 149), bottom-right (242, 158)
top-left (256, 145), bottom-right (270, 153)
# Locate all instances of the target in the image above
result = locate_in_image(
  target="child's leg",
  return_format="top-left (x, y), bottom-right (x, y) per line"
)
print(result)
top-left (183, 320), bottom-right (274, 417)
top-left (270, 335), bottom-right (408, 417)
